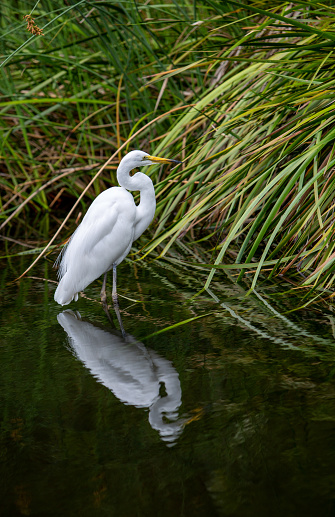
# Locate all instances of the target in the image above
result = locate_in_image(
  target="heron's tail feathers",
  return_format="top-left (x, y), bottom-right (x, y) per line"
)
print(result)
top-left (54, 274), bottom-right (79, 306)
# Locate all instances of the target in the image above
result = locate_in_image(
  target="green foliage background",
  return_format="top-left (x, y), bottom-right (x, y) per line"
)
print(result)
top-left (2, 0), bottom-right (335, 297)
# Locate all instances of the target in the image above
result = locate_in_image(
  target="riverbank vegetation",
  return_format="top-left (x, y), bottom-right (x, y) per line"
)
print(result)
top-left (1, 0), bottom-right (335, 299)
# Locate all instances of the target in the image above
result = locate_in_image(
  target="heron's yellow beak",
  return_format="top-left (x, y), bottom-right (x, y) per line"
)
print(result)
top-left (146, 155), bottom-right (181, 165)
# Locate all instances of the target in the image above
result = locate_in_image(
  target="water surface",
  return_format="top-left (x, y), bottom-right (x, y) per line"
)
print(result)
top-left (1, 255), bottom-right (335, 516)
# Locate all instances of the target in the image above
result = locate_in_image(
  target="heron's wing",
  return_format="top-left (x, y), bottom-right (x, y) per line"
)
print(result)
top-left (74, 202), bottom-right (119, 253)
top-left (58, 188), bottom-right (135, 278)
top-left (55, 203), bottom-right (117, 272)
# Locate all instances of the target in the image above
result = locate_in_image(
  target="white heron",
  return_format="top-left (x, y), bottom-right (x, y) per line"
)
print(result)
top-left (54, 150), bottom-right (180, 306)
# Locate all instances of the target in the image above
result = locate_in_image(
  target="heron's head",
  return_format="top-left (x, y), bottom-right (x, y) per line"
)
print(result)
top-left (122, 150), bottom-right (181, 169)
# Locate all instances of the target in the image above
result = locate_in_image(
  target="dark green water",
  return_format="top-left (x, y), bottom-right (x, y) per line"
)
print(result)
top-left (2, 255), bottom-right (335, 516)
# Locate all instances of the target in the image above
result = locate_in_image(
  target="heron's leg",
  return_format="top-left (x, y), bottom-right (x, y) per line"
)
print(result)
top-left (111, 265), bottom-right (126, 337)
top-left (102, 292), bottom-right (126, 338)
top-left (112, 264), bottom-right (118, 305)
top-left (114, 301), bottom-right (126, 338)
top-left (100, 272), bottom-right (108, 305)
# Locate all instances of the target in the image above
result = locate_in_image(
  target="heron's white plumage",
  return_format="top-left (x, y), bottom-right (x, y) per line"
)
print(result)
top-left (54, 150), bottom-right (179, 305)
top-left (55, 188), bottom-right (135, 304)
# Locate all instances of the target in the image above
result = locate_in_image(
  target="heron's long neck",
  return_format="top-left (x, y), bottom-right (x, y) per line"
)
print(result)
top-left (117, 164), bottom-right (156, 241)
top-left (117, 161), bottom-right (138, 191)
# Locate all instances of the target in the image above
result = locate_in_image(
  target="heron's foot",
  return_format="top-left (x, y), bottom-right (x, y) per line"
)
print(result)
top-left (112, 294), bottom-right (126, 338)
top-left (102, 303), bottom-right (115, 327)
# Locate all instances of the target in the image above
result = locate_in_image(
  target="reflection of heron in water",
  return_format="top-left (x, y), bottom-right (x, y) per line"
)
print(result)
top-left (57, 310), bottom-right (185, 445)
